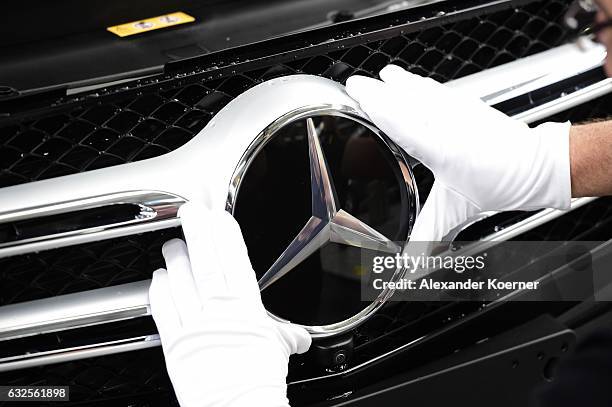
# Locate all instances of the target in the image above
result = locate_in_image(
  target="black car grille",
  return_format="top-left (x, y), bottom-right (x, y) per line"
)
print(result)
top-left (2, 194), bottom-right (612, 407)
top-left (2, 88), bottom-right (611, 308)
top-left (1, 96), bottom-right (611, 406)
top-left (0, 0), bottom-right (573, 189)
top-left (355, 196), bottom-right (612, 357)
top-left (0, 348), bottom-right (177, 407)
top-left (0, 228), bottom-right (181, 306)
top-left (0, 0), bottom-right (608, 405)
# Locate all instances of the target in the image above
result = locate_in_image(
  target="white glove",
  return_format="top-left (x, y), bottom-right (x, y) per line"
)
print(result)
top-left (149, 203), bottom-right (311, 407)
top-left (346, 65), bottom-right (572, 242)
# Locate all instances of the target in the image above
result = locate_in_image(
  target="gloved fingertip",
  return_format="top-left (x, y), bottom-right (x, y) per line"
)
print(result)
top-left (378, 64), bottom-right (409, 83)
top-left (149, 268), bottom-right (169, 301)
top-left (149, 268), bottom-right (183, 334)
top-left (161, 238), bottom-right (188, 260)
top-left (151, 267), bottom-right (168, 281)
top-left (345, 75), bottom-right (381, 102)
top-left (408, 204), bottom-right (439, 243)
top-left (211, 210), bottom-right (246, 253)
top-left (219, 209), bottom-right (241, 231)
top-left (295, 329), bottom-right (312, 354)
top-left (408, 229), bottom-right (437, 245)
top-left (178, 201), bottom-right (210, 224)
top-left (277, 322), bottom-right (312, 354)
top-left (177, 201), bottom-right (192, 219)
top-left (178, 202), bottom-right (216, 256)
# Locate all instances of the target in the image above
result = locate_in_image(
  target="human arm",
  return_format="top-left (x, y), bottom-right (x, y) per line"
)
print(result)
top-left (570, 121), bottom-right (612, 197)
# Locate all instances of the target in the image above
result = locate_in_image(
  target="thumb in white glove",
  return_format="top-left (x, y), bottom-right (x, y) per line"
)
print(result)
top-left (149, 202), bottom-right (311, 407)
top-left (346, 65), bottom-right (572, 242)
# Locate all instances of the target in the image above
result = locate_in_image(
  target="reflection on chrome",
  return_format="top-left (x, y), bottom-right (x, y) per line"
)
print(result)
top-left (258, 118), bottom-right (401, 292)
top-left (0, 191), bottom-right (185, 258)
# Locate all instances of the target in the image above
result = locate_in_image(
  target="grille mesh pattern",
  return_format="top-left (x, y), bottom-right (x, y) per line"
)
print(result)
top-left (0, 0), bottom-right (572, 189)
top-left (0, 348), bottom-right (176, 407)
top-left (0, 228), bottom-right (180, 305)
top-left (0, 0), bottom-right (606, 405)
top-left (355, 196), bottom-right (612, 359)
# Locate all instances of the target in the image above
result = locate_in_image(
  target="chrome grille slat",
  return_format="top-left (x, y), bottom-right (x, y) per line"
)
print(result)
top-left (0, 191), bottom-right (184, 259)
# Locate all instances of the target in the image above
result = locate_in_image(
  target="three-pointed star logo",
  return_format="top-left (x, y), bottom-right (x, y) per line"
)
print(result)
top-left (258, 118), bottom-right (402, 291)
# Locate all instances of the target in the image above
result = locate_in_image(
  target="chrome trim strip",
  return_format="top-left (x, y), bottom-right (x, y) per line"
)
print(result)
top-left (0, 217), bottom-right (181, 259)
top-left (448, 198), bottom-right (597, 244)
top-left (0, 281), bottom-right (151, 342)
top-left (0, 190), bottom-right (178, 223)
top-left (0, 191), bottom-right (185, 259)
top-left (472, 198), bottom-right (596, 243)
top-left (444, 197), bottom-right (597, 261)
top-left (0, 335), bottom-right (160, 373)
top-left (447, 38), bottom-right (607, 104)
top-left (513, 77), bottom-right (612, 123)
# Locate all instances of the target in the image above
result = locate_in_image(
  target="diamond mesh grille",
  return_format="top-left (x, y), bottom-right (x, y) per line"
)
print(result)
top-left (0, 348), bottom-right (176, 407)
top-left (0, 228), bottom-right (181, 305)
top-left (1, 0), bottom-right (610, 405)
top-left (0, 0), bottom-right (573, 188)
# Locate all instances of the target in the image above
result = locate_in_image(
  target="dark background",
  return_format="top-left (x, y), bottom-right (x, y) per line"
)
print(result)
top-left (0, 0), bottom-right (404, 91)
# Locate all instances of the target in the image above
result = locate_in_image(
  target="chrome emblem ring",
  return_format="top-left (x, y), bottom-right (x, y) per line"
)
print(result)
top-left (226, 103), bottom-right (418, 337)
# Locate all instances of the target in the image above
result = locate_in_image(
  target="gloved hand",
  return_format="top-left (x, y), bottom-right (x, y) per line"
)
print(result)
top-left (149, 203), bottom-right (311, 407)
top-left (346, 65), bottom-right (572, 242)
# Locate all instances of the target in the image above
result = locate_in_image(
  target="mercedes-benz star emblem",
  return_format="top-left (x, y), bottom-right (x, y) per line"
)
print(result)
top-left (258, 118), bottom-right (401, 291)
top-left (228, 106), bottom-right (417, 336)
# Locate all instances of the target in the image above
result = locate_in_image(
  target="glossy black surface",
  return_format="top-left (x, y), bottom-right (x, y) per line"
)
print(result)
top-left (234, 115), bottom-right (409, 326)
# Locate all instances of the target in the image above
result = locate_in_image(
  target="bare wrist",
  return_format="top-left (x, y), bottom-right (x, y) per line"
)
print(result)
top-left (569, 122), bottom-right (612, 197)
